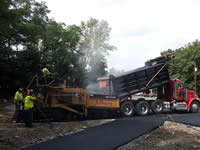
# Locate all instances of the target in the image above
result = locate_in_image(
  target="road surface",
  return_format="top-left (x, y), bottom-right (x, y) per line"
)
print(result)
top-left (21, 113), bottom-right (200, 150)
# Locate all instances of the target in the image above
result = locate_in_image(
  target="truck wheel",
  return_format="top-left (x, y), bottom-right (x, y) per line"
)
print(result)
top-left (151, 100), bottom-right (163, 114)
top-left (120, 101), bottom-right (135, 117)
top-left (136, 101), bottom-right (150, 116)
top-left (190, 101), bottom-right (200, 113)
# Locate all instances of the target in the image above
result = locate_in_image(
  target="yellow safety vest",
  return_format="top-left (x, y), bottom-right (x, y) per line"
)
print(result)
top-left (14, 91), bottom-right (23, 102)
top-left (24, 96), bottom-right (36, 110)
top-left (42, 68), bottom-right (50, 76)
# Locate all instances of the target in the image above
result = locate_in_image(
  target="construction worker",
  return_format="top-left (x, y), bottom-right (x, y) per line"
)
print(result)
top-left (42, 67), bottom-right (50, 77)
top-left (24, 90), bottom-right (36, 127)
top-left (41, 67), bottom-right (51, 84)
top-left (13, 88), bottom-right (24, 122)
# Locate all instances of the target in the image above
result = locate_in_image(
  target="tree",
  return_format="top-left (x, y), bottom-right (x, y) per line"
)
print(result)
top-left (0, 0), bottom-right (49, 90)
top-left (161, 40), bottom-right (200, 92)
top-left (79, 18), bottom-right (116, 83)
top-left (87, 53), bottom-right (108, 82)
top-left (40, 21), bottom-right (85, 87)
top-left (0, 0), bottom-right (87, 92)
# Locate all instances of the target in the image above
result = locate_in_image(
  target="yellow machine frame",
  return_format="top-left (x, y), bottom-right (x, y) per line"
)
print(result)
top-left (28, 77), bottom-right (120, 117)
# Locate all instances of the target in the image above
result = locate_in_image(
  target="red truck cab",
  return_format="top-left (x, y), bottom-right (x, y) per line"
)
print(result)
top-left (158, 79), bottom-right (199, 112)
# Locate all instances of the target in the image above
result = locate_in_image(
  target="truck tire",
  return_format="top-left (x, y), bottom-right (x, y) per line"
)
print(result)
top-left (136, 101), bottom-right (150, 116)
top-left (151, 100), bottom-right (164, 114)
top-left (120, 101), bottom-right (135, 117)
top-left (190, 101), bottom-right (200, 113)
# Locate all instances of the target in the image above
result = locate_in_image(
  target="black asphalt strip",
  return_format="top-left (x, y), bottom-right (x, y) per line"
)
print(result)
top-left (169, 113), bottom-right (200, 127)
top-left (21, 113), bottom-right (200, 150)
top-left (21, 118), bottom-right (164, 150)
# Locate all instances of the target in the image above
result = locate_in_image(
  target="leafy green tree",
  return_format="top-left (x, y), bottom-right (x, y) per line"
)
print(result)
top-left (0, 0), bottom-right (48, 90)
top-left (80, 18), bottom-right (116, 82)
top-left (162, 40), bottom-right (200, 92)
top-left (87, 53), bottom-right (108, 82)
top-left (39, 21), bottom-right (85, 87)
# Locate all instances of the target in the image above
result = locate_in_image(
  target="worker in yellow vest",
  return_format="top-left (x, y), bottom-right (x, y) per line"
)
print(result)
top-left (41, 67), bottom-right (56, 84)
top-left (13, 88), bottom-right (23, 122)
top-left (24, 90), bottom-right (36, 127)
top-left (42, 67), bottom-right (50, 77)
top-left (41, 67), bottom-right (51, 84)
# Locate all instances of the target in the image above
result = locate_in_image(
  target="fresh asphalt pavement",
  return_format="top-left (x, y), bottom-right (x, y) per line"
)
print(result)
top-left (21, 113), bottom-right (200, 150)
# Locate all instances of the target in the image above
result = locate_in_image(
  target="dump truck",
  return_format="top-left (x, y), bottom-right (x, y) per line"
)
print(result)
top-left (96, 54), bottom-right (200, 116)
top-left (28, 54), bottom-right (200, 120)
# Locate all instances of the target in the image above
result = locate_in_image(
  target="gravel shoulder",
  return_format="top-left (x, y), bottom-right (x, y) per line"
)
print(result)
top-left (118, 121), bottom-right (200, 150)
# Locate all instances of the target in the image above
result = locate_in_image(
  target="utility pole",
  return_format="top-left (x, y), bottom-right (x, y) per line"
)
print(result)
top-left (194, 62), bottom-right (197, 96)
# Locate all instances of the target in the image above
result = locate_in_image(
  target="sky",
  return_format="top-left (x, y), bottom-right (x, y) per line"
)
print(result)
top-left (37, 0), bottom-right (200, 71)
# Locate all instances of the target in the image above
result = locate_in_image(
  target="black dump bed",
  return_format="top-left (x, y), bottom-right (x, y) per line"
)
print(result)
top-left (113, 55), bottom-right (174, 100)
